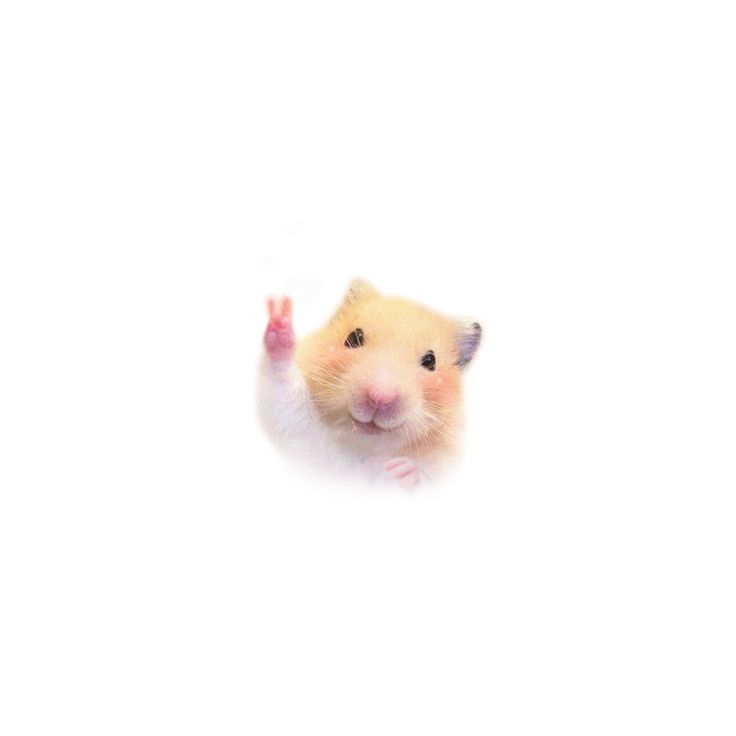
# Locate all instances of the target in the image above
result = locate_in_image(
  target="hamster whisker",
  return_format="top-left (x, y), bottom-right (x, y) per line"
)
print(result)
top-left (304, 366), bottom-right (347, 385)
top-left (303, 373), bottom-right (347, 392)
top-left (404, 415), bottom-right (429, 453)
top-left (420, 410), bottom-right (454, 445)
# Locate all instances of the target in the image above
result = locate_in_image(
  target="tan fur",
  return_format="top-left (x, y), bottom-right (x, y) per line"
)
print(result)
top-left (295, 280), bottom-right (468, 465)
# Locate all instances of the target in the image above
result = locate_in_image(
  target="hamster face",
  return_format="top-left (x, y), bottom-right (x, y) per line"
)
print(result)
top-left (296, 280), bottom-right (481, 457)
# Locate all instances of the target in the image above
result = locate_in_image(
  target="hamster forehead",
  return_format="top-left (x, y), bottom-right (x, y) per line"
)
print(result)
top-left (332, 296), bottom-right (458, 359)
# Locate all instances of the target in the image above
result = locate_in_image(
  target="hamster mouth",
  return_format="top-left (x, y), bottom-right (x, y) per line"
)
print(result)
top-left (350, 417), bottom-right (405, 435)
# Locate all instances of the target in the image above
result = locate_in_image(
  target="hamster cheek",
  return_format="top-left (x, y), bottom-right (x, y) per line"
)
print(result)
top-left (313, 350), bottom-right (354, 402)
top-left (323, 350), bottom-right (351, 378)
top-left (422, 371), bottom-right (459, 407)
top-left (314, 338), bottom-right (349, 373)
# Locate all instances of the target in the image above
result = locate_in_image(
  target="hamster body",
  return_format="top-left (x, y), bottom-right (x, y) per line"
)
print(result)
top-left (258, 279), bottom-right (481, 487)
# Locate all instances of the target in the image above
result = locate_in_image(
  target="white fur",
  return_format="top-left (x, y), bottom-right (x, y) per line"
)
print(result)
top-left (257, 355), bottom-right (429, 485)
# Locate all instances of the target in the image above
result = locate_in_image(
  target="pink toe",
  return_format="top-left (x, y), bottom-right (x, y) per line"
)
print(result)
top-left (399, 472), bottom-right (420, 488)
top-left (384, 456), bottom-right (410, 471)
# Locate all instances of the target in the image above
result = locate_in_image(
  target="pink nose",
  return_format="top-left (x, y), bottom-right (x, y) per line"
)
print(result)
top-left (367, 385), bottom-right (400, 412)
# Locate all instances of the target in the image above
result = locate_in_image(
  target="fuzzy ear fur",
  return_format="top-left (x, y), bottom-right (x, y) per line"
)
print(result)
top-left (343, 278), bottom-right (379, 305)
top-left (456, 321), bottom-right (482, 367)
top-left (328, 278), bottom-right (380, 324)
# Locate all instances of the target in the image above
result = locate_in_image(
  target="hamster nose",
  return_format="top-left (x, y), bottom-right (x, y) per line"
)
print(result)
top-left (367, 385), bottom-right (400, 414)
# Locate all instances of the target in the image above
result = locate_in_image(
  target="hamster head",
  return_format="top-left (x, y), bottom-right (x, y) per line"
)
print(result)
top-left (296, 279), bottom-right (482, 458)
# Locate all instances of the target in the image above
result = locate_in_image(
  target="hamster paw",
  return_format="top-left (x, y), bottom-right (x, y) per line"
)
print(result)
top-left (383, 456), bottom-right (422, 489)
top-left (264, 296), bottom-right (295, 361)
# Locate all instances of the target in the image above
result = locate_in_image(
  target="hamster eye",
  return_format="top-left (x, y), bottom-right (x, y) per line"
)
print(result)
top-left (420, 350), bottom-right (436, 371)
top-left (344, 328), bottom-right (364, 348)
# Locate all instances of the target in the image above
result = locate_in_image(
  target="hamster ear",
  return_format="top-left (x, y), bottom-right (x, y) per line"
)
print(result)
top-left (329, 278), bottom-right (380, 323)
top-left (455, 321), bottom-right (482, 367)
top-left (342, 278), bottom-right (379, 306)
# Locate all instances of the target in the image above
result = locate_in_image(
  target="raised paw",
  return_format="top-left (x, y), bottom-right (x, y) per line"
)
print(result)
top-left (264, 296), bottom-right (295, 361)
top-left (383, 456), bottom-right (422, 489)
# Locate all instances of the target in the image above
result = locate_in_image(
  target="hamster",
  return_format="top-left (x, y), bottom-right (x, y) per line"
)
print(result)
top-left (257, 279), bottom-right (482, 487)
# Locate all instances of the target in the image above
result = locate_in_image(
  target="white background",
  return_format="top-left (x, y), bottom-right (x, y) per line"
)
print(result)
top-left (1, 1), bottom-right (735, 734)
